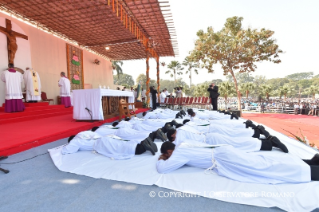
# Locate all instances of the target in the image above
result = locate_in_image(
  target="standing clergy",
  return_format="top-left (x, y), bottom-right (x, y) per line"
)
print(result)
top-left (23, 67), bottom-right (41, 103)
top-left (207, 83), bottom-right (219, 110)
top-left (58, 72), bottom-right (71, 108)
top-left (0, 63), bottom-right (25, 113)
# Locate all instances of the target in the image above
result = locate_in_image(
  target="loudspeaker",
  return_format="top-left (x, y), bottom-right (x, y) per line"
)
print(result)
top-left (230, 110), bottom-right (241, 117)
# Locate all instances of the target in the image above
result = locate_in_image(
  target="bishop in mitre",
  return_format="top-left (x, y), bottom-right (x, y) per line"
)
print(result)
top-left (0, 63), bottom-right (25, 112)
top-left (24, 67), bottom-right (41, 102)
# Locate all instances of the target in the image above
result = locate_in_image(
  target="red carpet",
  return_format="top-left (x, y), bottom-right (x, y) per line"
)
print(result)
top-left (243, 113), bottom-right (319, 146)
top-left (0, 103), bottom-right (149, 156)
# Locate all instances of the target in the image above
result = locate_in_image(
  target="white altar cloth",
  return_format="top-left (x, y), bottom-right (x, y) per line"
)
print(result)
top-left (73, 89), bottom-right (134, 120)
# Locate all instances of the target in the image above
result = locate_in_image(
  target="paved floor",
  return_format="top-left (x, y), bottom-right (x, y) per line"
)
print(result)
top-left (1, 114), bottom-right (318, 212)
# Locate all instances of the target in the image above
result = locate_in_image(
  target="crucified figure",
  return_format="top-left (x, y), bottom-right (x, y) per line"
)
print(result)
top-left (0, 19), bottom-right (28, 64)
top-left (0, 29), bottom-right (18, 64)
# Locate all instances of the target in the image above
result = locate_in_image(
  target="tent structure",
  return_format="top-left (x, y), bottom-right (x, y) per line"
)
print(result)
top-left (0, 0), bottom-right (178, 103)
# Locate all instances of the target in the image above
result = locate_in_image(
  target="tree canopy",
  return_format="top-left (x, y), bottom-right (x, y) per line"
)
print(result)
top-left (113, 73), bottom-right (134, 87)
top-left (189, 16), bottom-right (283, 112)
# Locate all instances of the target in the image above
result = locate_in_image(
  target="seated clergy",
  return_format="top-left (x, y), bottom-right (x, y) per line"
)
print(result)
top-left (0, 63), bottom-right (25, 113)
top-left (157, 142), bottom-right (319, 184)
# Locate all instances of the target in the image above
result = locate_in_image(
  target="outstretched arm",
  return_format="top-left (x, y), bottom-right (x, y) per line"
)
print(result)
top-left (0, 28), bottom-right (10, 37)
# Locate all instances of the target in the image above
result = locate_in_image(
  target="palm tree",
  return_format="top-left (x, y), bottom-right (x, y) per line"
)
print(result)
top-left (112, 61), bottom-right (123, 79)
top-left (279, 84), bottom-right (293, 100)
top-left (219, 82), bottom-right (236, 109)
top-left (165, 61), bottom-right (184, 87)
top-left (182, 57), bottom-right (198, 87)
top-left (240, 82), bottom-right (255, 98)
top-left (260, 85), bottom-right (272, 101)
top-left (305, 85), bottom-right (319, 100)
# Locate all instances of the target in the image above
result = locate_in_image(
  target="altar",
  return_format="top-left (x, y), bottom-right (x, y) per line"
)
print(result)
top-left (73, 89), bottom-right (134, 120)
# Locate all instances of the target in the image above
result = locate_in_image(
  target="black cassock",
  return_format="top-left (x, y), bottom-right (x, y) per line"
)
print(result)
top-left (150, 88), bottom-right (158, 110)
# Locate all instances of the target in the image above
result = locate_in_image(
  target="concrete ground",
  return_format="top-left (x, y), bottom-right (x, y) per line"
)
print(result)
top-left (0, 115), bottom-right (317, 212)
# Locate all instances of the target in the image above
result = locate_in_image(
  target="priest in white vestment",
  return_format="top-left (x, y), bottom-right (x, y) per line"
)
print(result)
top-left (24, 67), bottom-right (41, 102)
top-left (0, 63), bottom-right (25, 113)
top-left (58, 72), bottom-right (71, 107)
top-left (160, 91), bottom-right (166, 103)
top-left (156, 142), bottom-right (317, 184)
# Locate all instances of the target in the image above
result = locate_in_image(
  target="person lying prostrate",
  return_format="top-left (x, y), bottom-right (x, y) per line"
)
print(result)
top-left (93, 125), bottom-right (120, 137)
top-left (143, 111), bottom-right (158, 119)
top-left (94, 137), bottom-right (157, 159)
top-left (156, 142), bottom-right (319, 183)
top-left (117, 120), bottom-right (133, 128)
top-left (61, 131), bottom-right (101, 154)
top-left (166, 128), bottom-right (288, 153)
top-left (62, 132), bottom-right (158, 156)
top-left (167, 126), bottom-right (206, 146)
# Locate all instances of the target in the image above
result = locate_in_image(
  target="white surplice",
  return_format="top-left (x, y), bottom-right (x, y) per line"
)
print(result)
top-left (157, 145), bottom-right (311, 184)
top-left (0, 70), bottom-right (23, 100)
top-left (58, 77), bottom-right (71, 97)
top-left (114, 127), bottom-right (151, 141)
top-left (94, 137), bottom-right (137, 160)
top-left (23, 69), bottom-right (41, 101)
top-left (61, 131), bottom-right (101, 154)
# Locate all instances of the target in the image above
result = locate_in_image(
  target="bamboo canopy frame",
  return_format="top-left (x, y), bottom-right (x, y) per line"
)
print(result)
top-left (0, 0), bottom-right (178, 105)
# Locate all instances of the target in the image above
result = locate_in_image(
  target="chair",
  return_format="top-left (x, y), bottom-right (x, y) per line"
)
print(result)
top-left (41, 92), bottom-right (54, 104)
top-left (119, 99), bottom-right (136, 121)
top-left (160, 97), bottom-right (168, 108)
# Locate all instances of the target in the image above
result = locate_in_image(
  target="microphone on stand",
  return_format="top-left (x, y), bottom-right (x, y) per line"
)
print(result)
top-left (85, 107), bottom-right (93, 122)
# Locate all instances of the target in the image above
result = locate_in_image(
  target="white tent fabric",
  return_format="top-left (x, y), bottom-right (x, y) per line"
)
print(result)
top-left (49, 119), bottom-right (319, 212)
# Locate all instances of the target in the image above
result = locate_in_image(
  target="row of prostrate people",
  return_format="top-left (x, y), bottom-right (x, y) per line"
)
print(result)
top-left (1, 63), bottom-right (71, 113)
top-left (62, 107), bottom-right (319, 184)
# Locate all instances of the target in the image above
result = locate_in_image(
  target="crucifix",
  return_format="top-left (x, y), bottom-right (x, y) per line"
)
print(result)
top-left (0, 19), bottom-right (28, 65)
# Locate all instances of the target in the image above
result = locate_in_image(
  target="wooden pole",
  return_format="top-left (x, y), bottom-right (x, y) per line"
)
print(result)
top-left (156, 56), bottom-right (160, 104)
top-left (146, 50), bottom-right (150, 106)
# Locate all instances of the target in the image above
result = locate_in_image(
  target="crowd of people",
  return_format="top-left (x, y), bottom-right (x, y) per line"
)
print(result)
top-left (219, 97), bottom-right (319, 116)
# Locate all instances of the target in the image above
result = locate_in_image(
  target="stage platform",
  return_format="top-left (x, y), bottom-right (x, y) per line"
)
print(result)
top-left (0, 102), bottom-right (148, 156)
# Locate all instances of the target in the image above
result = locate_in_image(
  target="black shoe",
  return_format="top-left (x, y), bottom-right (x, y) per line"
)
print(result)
top-left (310, 154), bottom-right (319, 165)
top-left (268, 136), bottom-right (288, 153)
top-left (257, 125), bottom-right (270, 138)
top-left (141, 139), bottom-right (156, 155)
top-left (175, 113), bottom-right (183, 119)
top-left (180, 110), bottom-right (186, 116)
top-left (170, 120), bottom-right (178, 126)
top-left (146, 137), bottom-right (158, 152)
top-left (230, 113), bottom-right (238, 120)
top-left (244, 120), bottom-right (254, 128)
top-left (161, 123), bottom-right (172, 134)
top-left (155, 129), bottom-right (167, 142)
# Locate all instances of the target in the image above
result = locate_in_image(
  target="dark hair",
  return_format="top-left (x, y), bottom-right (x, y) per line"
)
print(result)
top-left (8, 63), bottom-right (14, 68)
top-left (161, 142), bottom-right (176, 154)
top-left (112, 122), bottom-right (119, 127)
top-left (176, 124), bottom-right (183, 128)
top-left (187, 109), bottom-right (194, 115)
top-left (183, 119), bottom-right (190, 125)
top-left (142, 112), bottom-right (147, 117)
top-left (92, 126), bottom-right (99, 132)
top-left (167, 128), bottom-right (176, 142)
top-left (125, 117), bottom-right (131, 121)
top-left (68, 135), bottom-right (76, 143)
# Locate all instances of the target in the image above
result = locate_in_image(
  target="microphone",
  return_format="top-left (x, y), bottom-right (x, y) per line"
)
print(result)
top-left (85, 107), bottom-right (91, 112)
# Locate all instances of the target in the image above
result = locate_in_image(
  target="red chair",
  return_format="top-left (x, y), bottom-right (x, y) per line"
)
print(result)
top-left (194, 97), bottom-right (202, 108)
top-left (186, 97), bottom-right (194, 109)
top-left (192, 97), bottom-right (198, 108)
top-left (41, 92), bottom-right (54, 105)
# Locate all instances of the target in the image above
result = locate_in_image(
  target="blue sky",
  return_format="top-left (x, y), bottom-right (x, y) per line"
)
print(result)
top-left (122, 0), bottom-right (319, 85)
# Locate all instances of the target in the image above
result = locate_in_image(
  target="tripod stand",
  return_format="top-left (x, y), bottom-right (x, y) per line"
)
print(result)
top-left (0, 156), bottom-right (9, 174)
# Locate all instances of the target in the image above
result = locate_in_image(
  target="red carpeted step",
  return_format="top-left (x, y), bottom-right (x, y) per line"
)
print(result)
top-left (0, 108), bottom-right (149, 156)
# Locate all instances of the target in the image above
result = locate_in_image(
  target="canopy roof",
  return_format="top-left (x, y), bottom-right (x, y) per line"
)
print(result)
top-left (0, 0), bottom-right (178, 60)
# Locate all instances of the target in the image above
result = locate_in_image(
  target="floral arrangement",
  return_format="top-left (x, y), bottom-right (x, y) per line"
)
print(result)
top-left (283, 128), bottom-right (318, 150)
top-left (72, 73), bottom-right (80, 84)
top-left (71, 51), bottom-right (80, 66)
